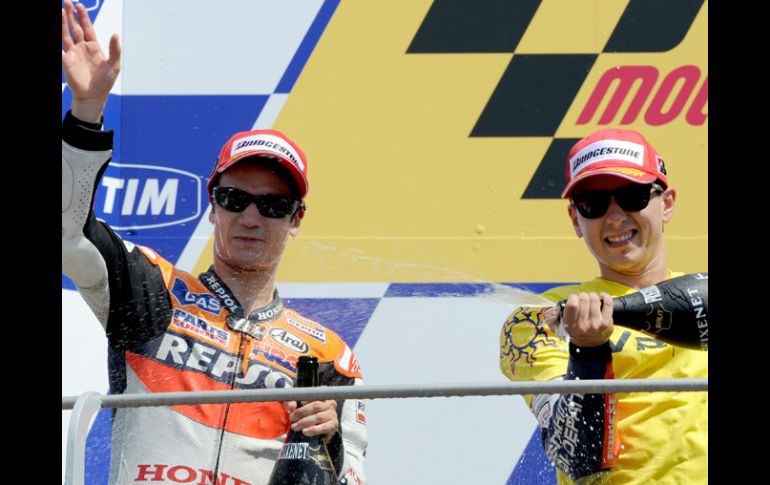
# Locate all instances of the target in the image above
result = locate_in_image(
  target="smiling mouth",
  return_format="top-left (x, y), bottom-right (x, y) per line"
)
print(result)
top-left (234, 236), bottom-right (263, 243)
top-left (605, 230), bottom-right (636, 245)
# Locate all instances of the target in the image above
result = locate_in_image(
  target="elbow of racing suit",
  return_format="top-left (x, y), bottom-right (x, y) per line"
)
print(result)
top-left (61, 110), bottom-right (113, 290)
top-left (533, 342), bottom-right (620, 482)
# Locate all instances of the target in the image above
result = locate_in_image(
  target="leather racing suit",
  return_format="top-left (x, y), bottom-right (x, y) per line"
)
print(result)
top-left (62, 111), bottom-right (367, 485)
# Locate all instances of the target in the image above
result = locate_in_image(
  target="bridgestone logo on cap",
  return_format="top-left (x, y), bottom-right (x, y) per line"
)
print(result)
top-left (232, 134), bottom-right (305, 171)
top-left (569, 140), bottom-right (644, 178)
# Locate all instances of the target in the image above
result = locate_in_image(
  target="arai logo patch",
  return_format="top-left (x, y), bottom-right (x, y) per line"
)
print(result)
top-left (269, 328), bottom-right (309, 354)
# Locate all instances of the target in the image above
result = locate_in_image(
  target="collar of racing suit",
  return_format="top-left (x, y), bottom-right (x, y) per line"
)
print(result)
top-left (199, 267), bottom-right (287, 377)
top-left (198, 267), bottom-right (284, 340)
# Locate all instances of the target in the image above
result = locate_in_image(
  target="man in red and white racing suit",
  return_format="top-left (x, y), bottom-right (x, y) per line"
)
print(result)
top-left (61, 2), bottom-right (366, 484)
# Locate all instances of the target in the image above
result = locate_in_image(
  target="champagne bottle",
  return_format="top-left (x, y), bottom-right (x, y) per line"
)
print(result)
top-left (267, 355), bottom-right (338, 485)
top-left (556, 273), bottom-right (708, 351)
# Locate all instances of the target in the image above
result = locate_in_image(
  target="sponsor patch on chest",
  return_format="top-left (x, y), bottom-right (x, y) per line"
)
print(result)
top-left (170, 308), bottom-right (228, 346)
top-left (269, 328), bottom-right (309, 354)
top-left (171, 278), bottom-right (222, 315)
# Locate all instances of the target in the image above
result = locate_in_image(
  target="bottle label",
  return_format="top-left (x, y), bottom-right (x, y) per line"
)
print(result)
top-left (639, 285), bottom-right (662, 304)
top-left (278, 442), bottom-right (309, 460)
top-left (653, 305), bottom-right (673, 332)
top-left (686, 285), bottom-right (709, 350)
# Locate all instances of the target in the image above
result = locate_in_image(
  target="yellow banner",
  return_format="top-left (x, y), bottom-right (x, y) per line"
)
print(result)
top-left (201, 0), bottom-right (708, 282)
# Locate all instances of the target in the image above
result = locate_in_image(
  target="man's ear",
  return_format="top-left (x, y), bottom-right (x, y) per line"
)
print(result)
top-left (568, 204), bottom-right (583, 238)
top-left (661, 187), bottom-right (676, 223)
top-left (288, 212), bottom-right (302, 238)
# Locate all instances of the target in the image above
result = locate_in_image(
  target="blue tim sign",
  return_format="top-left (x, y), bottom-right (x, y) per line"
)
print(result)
top-left (94, 163), bottom-right (202, 230)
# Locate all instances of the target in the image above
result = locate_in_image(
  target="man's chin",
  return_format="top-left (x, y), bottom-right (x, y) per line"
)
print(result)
top-left (605, 256), bottom-right (645, 274)
top-left (231, 261), bottom-right (272, 273)
top-left (216, 255), bottom-right (273, 273)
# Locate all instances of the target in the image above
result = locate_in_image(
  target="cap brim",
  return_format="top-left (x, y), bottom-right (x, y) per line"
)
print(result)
top-left (209, 150), bottom-right (309, 198)
top-left (561, 170), bottom-right (657, 198)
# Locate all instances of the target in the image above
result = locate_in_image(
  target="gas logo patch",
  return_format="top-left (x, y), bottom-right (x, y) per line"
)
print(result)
top-left (171, 278), bottom-right (223, 315)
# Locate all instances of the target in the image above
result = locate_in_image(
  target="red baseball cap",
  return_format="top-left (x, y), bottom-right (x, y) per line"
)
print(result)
top-left (561, 129), bottom-right (668, 199)
top-left (207, 129), bottom-right (309, 200)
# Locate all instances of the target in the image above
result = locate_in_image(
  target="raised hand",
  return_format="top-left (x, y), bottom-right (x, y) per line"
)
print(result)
top-left (62, 0), bottom-right (121, 123)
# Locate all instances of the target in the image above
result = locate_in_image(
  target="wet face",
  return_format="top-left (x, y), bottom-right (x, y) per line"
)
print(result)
top-left (209, 161), bottom-right (301, 273)
top-left (567, 175), bottom-right (676, 277)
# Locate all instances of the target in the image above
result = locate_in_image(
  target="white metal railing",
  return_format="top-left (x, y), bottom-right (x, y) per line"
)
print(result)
top-left (62, 378), bottom-right (708, 485)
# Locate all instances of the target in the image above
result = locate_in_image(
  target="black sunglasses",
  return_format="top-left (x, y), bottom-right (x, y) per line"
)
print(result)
top-left (571, 183), bottom-right (664, 219)
top-left (212, 186), bottom-right (302, 218)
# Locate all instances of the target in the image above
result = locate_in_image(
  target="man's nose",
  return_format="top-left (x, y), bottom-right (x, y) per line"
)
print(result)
top-left (238, 202), bottom-right (262, 226)
top-left (604, 197), bottom-right (627, 223)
